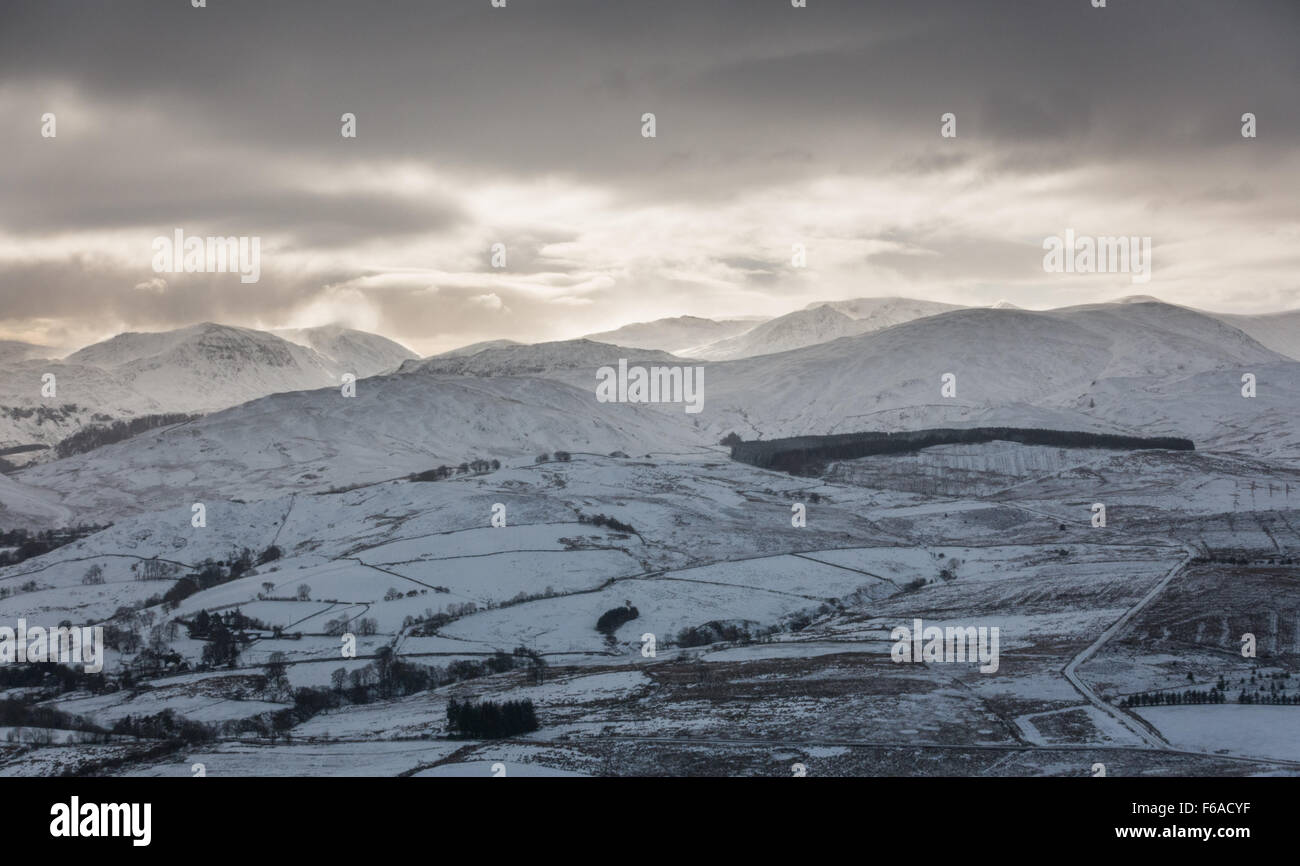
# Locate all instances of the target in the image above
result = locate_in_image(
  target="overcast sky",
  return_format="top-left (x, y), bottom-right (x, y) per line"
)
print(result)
top-left (1, 0), bottom-right (1297, 355)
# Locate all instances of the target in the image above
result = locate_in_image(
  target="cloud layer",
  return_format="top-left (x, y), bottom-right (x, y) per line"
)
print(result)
top-left (1, 0), bottom-right (1297, 353)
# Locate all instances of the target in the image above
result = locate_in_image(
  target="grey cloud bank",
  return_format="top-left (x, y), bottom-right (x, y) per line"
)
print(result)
top-left (1, 0), bottom-right (1297, 352)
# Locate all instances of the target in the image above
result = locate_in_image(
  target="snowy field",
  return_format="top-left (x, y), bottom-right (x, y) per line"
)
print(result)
top-left (1, 438), bottom-right (1297, 777)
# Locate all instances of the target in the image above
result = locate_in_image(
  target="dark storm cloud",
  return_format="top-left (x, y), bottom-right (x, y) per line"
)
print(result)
top-left (4, 0), bottom-right (1295, 185)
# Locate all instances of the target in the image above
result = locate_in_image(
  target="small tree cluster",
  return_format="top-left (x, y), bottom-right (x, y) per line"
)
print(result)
top-left (409, 459), bottom-right (501, 482)
top-left (577, 512), bottom-right (636, 534)
top-left (445, 698), bottom-right (539, 739)
top-left (596, 603), bottom-right (639, 635)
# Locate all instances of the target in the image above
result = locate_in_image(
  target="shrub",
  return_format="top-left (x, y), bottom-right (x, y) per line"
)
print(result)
top-left (675, 620), bottom-right (754, 648)
top-left (577, 513), bottom-right (636, 534)
top-left (596, 603), bottom-right (639, 635)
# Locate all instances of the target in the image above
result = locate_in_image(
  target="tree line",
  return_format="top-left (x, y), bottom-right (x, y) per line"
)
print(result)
top-left (410, 459), bottom-right (501, 482)
top-left (728, 427), bottom-right (1195, 475)
top-left (54, 412), bottom-right (199, 459)
top-left (0, 523), bottom-right (111, 567)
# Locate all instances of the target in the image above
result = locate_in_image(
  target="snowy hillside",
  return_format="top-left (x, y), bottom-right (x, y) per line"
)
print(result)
top-left (682, 305), bottom-right (862, 361)
top-left (807, 296), bottom-right (965, 325)
top-left (0, 359), bottom-right (163, 450)
top-left (8, 371), bottom-right (708, 523)
top-left (1209, 309), bottom-right (1300, 362)
top-left (406, 339), bottom-right (686, 377)
top-left (0, 323), bottom-right (416, 454)
top-left (432, 339), bottom-right (523, 359)
top-left (697, 301), bottom-right (1298, 453)
top-left (64, 323), bottom-right (340, 412)
top-left (10, 299), bottom-right (1294, 526)
top-left (0, 339), bottom-right (62, 363)
top-left (273, 325), bottom-right (418, 377)
top-left (684, 298), bottom-right (964, 361)
top-left (3, 443), bottom-right (1297, 776)
top-left (584, 315), bottom-right (761, 354)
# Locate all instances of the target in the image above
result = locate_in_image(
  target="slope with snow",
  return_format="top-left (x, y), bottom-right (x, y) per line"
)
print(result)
top-left (10, 370), bottom-right (708, 521)
top-left (0, 323), bottom-right (416, 454)
top-left (807, 296), bottom-right (965, 325)
top-left (682, 305), bottom-right (859, 361)
top-left (0, 340), bottom-right (62, 363)
top-left (684, 297), bottom-right (963, 361)
top-left (64, 323), bottom-right (340, 412)
top-left (431, 339), bottom-right (523, 359)
top-left (583, 315), bottom-right (762, 354)
top-left (406, 339), bottom-right (686, 377)
top-left (2, 430), bottom-right (1296, 775)
top-left (0, 359), bottom-right (164, 450)
top-left (8, 299), bottom-right (1294, 521)
top-left (697, 301), bottom-right (1299, 454)
top-left (1209, 309), bottom-right (1300, 362)
top-left (273, 325), bottom-right (418, 377)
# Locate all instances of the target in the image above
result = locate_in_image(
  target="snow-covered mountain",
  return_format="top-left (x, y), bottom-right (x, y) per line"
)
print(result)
top-left (5, 298), bottom-right (1297, 524)
top-left (0, 323), bottom-right (408, 453)
top-left (583, 315), bottom-right (762, 354)
top-left (807, 296), bottom-right (965, 325)
top-left (406, 339), bottom-right (685, 377)
top-left (697, 300), bottom-right (1299, 454)
top-left (273, 325), bottom-right (417, 377)
top-left (682, 305), bottom-right (862, 361)
top-left (432, 339), bottom-right (523, 359)
top-left (64, 323), bottom-right (339, 413)
top-left (683, 297), bottom-right (964, 361)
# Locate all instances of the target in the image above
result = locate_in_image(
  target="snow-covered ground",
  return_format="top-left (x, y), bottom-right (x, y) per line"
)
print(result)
top-left (1, 300), bottom-right (1297, 777)
top-left (1134, 706), bottom-right (1300, 763)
